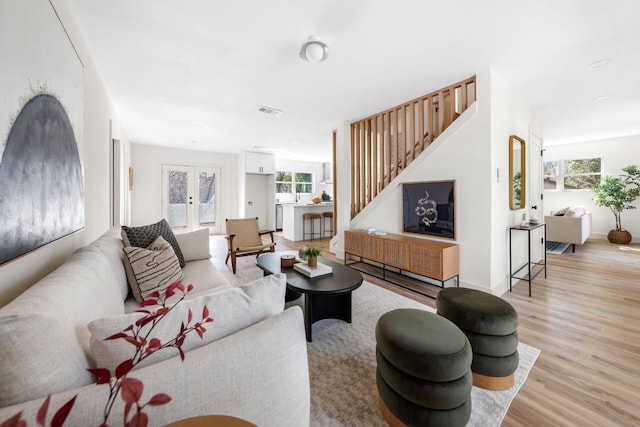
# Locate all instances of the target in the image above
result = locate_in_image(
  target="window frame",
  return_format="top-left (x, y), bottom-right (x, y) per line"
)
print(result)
top-left (544, 157), bottom-right (602, 192)
top-left (275, 170), bottom-right (314, 197)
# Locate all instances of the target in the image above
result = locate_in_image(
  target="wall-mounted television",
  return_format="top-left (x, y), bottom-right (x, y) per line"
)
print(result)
top-left (402, 180), bottom-right (455, 239)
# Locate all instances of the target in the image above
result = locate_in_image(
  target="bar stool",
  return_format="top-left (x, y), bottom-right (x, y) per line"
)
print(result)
top-left (322, 211), bottom-right (333, 238)
top-left (303, 213), bottom-right (322, 241)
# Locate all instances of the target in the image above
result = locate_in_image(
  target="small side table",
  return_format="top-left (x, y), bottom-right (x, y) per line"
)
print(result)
top-left (509, 223), bottom-right (546, 297)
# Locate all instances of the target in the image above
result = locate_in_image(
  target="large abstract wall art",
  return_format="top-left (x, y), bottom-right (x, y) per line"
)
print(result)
top-left (0, 0), bottom-right (84, 265)
top-left (0, 95), bottom-right (84, 264)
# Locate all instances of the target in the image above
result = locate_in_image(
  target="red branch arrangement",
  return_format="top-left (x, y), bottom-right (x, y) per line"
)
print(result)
top-left (1, 282), bottom-right (213, 427)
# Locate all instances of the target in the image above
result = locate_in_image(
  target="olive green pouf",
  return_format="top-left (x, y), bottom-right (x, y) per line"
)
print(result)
top-left (375, 308), bottom-right (472, 427)
top-left (436, 287), bottom-right (519, 391)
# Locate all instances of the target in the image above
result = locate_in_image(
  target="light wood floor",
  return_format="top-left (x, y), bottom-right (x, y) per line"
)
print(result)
top-left (224, 234), bottom-right (640, 426)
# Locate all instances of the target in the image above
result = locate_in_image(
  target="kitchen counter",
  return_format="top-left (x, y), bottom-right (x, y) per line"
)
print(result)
top-left (282, 203), bottom-right (333, 241)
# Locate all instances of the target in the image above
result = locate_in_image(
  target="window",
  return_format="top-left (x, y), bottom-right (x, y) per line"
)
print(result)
top-left (275, 171), bottom-right (313, 196)
top-left (275, 171), bottom-right (292, 193)
top-left (544, 158), bottom-right (601, 191)
top-left (294, 172), bottom-right (313, 193)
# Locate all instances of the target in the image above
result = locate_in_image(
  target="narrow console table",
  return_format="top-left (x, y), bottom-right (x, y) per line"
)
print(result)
top-left (508, 223), bottom-right (546, 297)
top-left (344, 230), bottom-right (459, 298)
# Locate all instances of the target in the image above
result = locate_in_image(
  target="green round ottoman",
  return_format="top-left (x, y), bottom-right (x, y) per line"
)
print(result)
top-left (375, 308), bottom-right (472, 427)
top-left (436, 287), bottom-right (519, 391)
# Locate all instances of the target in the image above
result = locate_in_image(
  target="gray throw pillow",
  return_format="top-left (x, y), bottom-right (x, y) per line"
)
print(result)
top-left (122, 218), bottom-right (185, 267)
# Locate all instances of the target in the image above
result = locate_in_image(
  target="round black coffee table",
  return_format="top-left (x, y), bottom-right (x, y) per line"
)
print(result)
top-left (256, 251), bottom-right (363, 341)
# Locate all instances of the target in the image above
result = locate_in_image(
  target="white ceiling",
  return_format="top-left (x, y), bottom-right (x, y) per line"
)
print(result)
top-left (66, 0), bottom-right (640, 162)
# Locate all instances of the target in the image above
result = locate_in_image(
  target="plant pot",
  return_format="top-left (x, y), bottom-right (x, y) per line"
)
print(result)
top-left (308, 256), bottom-right (317, 268)
top-left (607, 229), bottom-right (632, 244)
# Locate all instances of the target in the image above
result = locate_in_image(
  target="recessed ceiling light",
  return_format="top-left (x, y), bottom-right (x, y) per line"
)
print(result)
top-left (593, 95), bottom-right (612, 102)
top-left (587, 58), bottom-right (613, 69)
top-left (201, 125), bottom-right (211, 129)
top-left (291, 140), bottom-right (301, 144)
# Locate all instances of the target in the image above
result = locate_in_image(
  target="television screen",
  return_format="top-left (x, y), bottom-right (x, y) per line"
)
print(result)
top-left (403, 180), bottom-right (455, 239)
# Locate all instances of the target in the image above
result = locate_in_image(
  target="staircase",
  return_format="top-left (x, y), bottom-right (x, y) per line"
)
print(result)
top-left (350, 76), bottom-right (476, 218)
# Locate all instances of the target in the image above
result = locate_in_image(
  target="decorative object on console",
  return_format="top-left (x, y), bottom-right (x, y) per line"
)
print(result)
top-left (592, 164), bottom-right (640, 243)
top-left (402, 181), bottom-right (455, 239)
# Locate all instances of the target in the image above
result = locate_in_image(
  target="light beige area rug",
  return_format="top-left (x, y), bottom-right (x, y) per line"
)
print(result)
top-left (287, 281), bottom-right (540, 427)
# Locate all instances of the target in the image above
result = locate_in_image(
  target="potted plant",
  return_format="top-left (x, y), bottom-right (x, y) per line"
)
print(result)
top-left (592, 164), bottom-right (640, 243)
top-left (304, 246), bottom-right (321, 268)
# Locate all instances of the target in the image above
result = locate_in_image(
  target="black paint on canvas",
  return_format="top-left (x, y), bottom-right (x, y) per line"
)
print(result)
top-left (0, 94), bottom-right (84, 264)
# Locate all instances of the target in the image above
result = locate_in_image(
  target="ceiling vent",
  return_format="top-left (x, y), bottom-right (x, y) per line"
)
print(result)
top-left (258, 105), bottom-right (282, 116)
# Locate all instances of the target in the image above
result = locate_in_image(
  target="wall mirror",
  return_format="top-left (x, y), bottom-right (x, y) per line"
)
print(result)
top-left (509, 135), bottom-right (526, 210)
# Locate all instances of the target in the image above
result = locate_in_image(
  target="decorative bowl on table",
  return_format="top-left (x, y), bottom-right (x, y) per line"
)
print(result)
top-left (312, 197), bottom-right (322, 204)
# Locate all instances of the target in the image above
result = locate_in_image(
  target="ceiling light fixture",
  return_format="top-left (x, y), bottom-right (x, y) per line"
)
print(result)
top-left (299, 36), bottom-right (329, 63)
top-left (587, 58), bottom-right (613, 69)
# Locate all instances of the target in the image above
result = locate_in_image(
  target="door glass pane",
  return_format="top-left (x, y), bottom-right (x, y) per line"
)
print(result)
top-left (199, 171), bottom-right (216, 225)
top-left (168, 170), bottom-right (188, 227)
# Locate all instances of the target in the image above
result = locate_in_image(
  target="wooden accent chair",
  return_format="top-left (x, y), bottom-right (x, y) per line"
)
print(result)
top-left (225, 217), bottom-right (276, 274)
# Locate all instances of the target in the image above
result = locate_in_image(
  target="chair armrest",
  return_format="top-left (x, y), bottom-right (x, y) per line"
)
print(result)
top-left (259, 230), bottom-right (275, 243)
top-left (226, 234), bottom-right (236, 249)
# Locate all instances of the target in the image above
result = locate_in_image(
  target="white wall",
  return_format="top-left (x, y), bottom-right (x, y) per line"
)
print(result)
top-left (488, 69), bottom-right (543, 293)
top-left (543, 134), bottom-right (640, 240)
top-left (129, 144), bottom-right (239, 233)
top-left (0, 0), bottom-right (129, 307)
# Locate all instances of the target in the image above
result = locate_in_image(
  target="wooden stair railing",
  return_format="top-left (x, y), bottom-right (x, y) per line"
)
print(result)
top-left (350, 76), bottom-right (476, 219)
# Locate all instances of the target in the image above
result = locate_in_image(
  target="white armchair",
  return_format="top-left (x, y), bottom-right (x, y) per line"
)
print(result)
top-left (545, 207), bottom-right (592, 252)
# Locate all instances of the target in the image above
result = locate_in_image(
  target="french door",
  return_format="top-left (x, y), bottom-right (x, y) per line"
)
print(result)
top-left (528, 131), bottom-right (544, 262)
top-left (161, 165), bottom-right (222, 234)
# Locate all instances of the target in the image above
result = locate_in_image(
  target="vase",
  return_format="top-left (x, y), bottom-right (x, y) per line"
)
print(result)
top-left (308, 256), bottom-right (317, 268)
top-left (607, 229), bottom-right (632, 244)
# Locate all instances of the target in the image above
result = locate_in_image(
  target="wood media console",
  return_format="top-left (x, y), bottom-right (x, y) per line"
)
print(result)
top-left (344, 230), bottom-right (459, 298)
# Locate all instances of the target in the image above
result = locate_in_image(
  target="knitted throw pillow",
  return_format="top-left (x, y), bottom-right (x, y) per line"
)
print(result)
top-left (122, 218), bottom-right (185, 267)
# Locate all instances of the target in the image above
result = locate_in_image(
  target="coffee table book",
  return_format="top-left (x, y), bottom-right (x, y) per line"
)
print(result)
top-left (293, 262), bottom-right (333, 278)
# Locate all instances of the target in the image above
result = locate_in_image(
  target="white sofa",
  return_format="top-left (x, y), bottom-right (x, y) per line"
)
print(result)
top-left (545, 206), bottom-right (592, 252)
top-left (0, 227), bottom-right (310, 426)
